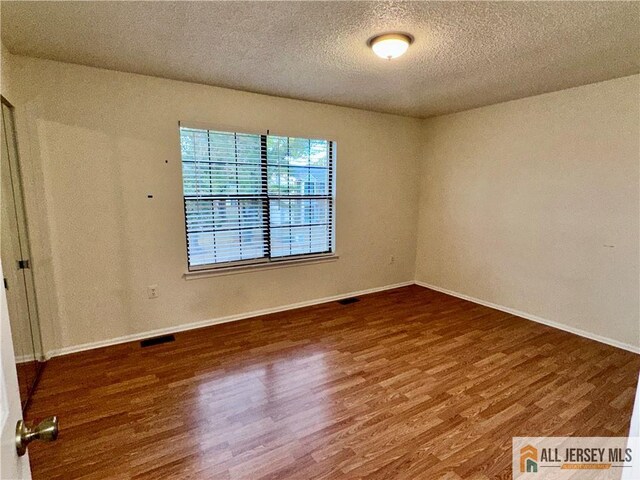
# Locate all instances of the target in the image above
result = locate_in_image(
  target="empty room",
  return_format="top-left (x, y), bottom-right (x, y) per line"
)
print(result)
top-left (0, 1), bottom-right (638, 479)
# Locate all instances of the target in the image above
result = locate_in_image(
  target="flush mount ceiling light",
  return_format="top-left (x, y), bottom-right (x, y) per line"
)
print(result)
top-left (368, 33), bottom-right (413, 60)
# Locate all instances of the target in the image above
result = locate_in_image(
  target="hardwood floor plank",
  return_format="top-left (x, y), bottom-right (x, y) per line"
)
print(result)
top-left (25, 285), bottom-right (640, 479)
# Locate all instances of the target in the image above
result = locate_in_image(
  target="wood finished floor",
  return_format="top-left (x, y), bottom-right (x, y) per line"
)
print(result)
top-left (27, 286), bottom-right (640, 479)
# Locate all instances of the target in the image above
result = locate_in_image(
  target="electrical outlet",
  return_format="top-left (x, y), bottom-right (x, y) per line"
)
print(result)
top-left (390, 255), bottom-right (395, 265)
top-left (147, 284), bottom-right (159, 299)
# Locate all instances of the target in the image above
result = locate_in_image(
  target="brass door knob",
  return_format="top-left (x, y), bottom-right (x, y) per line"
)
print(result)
top-left (15, 416), bottom-right (58, 456)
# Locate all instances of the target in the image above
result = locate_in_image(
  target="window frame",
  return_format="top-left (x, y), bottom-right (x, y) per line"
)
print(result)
top-left (179, 123), bottom-right (336, 273)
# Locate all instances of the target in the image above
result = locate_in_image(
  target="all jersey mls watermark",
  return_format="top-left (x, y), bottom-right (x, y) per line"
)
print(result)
top-left (513, 437), bottom-right (640, 479)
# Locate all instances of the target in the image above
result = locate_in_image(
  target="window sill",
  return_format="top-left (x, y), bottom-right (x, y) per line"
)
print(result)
top-left (183, 254), bottom-right (339, 280)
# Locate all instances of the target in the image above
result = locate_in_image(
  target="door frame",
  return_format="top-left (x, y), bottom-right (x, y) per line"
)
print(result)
top-left (1, 95), bottom-right (46, 414)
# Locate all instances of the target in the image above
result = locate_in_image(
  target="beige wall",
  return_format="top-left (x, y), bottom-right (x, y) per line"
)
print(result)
top-left (1, 44), bottom-right (12, 98)
top-left (2, 43), bottom-right (51, 362)
top-left (416, 75), bottom-right (640, 350)
top-left (7, 54), bottom-right (421, 353)
top-left (5, 51), bottom-right (639, 355)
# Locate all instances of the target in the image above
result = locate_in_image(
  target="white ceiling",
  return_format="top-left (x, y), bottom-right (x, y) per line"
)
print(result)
top-left (2, 1), bottom-right (638, 118)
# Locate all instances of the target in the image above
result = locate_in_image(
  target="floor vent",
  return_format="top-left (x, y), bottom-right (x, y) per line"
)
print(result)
top-left (140, 334), bottom-right (175, 348)
top-left (338, 297), bottom-right (360, 305)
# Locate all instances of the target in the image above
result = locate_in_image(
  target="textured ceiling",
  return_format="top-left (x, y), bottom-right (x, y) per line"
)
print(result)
top-left (1, 1), bottom-right (638, 118)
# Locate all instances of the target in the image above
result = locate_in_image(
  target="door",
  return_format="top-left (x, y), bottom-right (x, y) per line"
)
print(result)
top-left (1, 97), bottom-right (56, 478)
top-left (1, 204), bottom-right (31, 477)
top-left (0, 97), bottom-right (44, 411)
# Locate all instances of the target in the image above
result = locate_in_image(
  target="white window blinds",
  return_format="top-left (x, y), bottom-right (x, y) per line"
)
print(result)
top-left (180, 126), bottom-right (335, 269)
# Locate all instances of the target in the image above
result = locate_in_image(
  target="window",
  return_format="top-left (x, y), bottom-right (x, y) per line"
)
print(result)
top-left (180, 126), bottom-right (335, 270)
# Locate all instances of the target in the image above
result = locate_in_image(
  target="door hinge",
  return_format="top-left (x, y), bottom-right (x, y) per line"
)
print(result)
top-left (17, 259), bottom-right (30, 270)
top-left (3, 278), bottom-right (7, 290)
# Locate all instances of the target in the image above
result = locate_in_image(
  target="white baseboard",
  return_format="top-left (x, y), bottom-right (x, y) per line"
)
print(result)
top-left (15, 354), bottom-right (36, 364)
top-left (414, 281), bottom-right (640, 355)
top-left (45, 279), bottom-right (639, 359)
top-left (46, 281), bottom-right (414, 359)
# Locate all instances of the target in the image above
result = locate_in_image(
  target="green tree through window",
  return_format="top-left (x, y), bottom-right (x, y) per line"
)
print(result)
top-left (180, 127), bottom-right (335, 269)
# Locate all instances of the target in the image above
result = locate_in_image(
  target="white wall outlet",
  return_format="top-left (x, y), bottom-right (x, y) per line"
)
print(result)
top-left (147, 284), bottom-right (159, 299)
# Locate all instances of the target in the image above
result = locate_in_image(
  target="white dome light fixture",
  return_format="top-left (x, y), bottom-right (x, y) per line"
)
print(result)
top-left (369, 33), bottom-right (413, 60)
